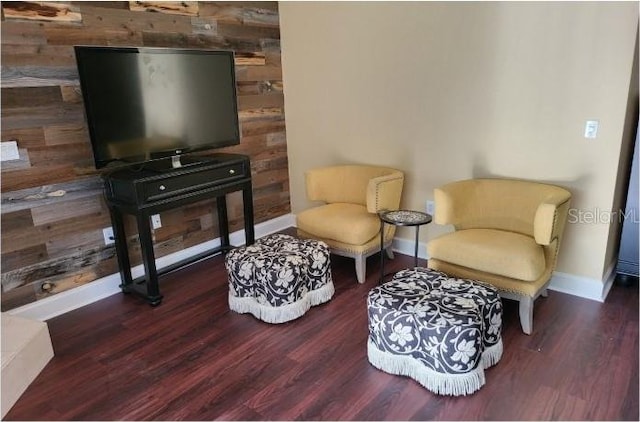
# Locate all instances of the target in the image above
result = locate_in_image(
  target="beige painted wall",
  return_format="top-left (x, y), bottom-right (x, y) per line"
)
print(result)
top-left (279, 1), bottom-right (638, 281)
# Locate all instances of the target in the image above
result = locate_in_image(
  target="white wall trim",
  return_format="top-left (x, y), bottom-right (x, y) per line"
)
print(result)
top-left (547, 271), bottom-right (607, 302)
top-left (391, 237), bottom-right (611, 302)
top-left (11, 218), bottom-right (613, 321)
top-left (7, 214), bottom-right (296, 322)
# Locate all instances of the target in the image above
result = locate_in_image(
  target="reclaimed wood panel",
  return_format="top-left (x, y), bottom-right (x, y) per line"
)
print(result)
top-left (1, 104), bottom-right (85, 130)
top-left (45, 230), bottom-right (104, 259)
top-left (129, 1), bottom-right (199, 16)
top-left (72, 2), bottom-right (129, 11)
top-left (190, 16), bottom-right (217, 35)
top-left (1, 44), bottom-right (76, 67)
top-left (44, 27), bottom-right (144, 46)
top-left (235, 64), bottom-right (282, 82)
top-left (240, 118), bottom-right (286, 136)
top-left (0, 1), bottom-right (289, 312)
top-left (2, 2), bottom-right (82, 22)
top-left (1, 240), bottom-right (116, 292)
top-left (237, 92), bottom-right (284, 110)
top-left (36, 269), bottom-right (99, 299)
top-left (234, 52), bottom-right (266, 66)
top-left (218, 21), bottom-right (280, 40)
top-left (31, 195), bottom-right (103, 226)
top-left (81, 5), bottom-right (193, 33)
top-left (27, 144), bottom-right (93, 166)
top-left (1, 164), bottom-right (80, 192)
top-left (0, 283), bottom-right (39, 311)
top-left (140, 31), bottom-right (262, 52)
top-left (59, 85), bottom-right (82, 103)
top-left (238, 107), bottom-right (284, 122)
top-left (1, 177), bottom-right (104, 214)
top-left (237, 80), bottom-right (283, 95)
top-left (1, 244), bottom-right (48, 273)
top-left (0, 21), bottom-right (47, 45)
top-left (1, 86), bottom-right (62, 108)
top-left (44, 124), bottom-right (90, 145)
top-left (1, 209), bottom-right (35, 232)
top-left (1, 127), bottom-right (46, 149)
top-left (1, 209), bottom-right (111, 256)
top-left (1, 66), bottom-right (79, 88)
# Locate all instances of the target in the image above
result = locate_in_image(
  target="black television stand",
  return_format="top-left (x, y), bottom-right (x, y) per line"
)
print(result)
top-left (103, 153), bottom-right (254, 306)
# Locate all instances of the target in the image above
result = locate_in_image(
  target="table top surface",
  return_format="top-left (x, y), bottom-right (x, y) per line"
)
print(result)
top-left (379, 209), bottom-right (433, 226)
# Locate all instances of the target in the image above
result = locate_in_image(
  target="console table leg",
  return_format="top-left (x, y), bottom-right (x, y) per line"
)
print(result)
top-left (136, 213), bottom-right (163, 306)
top-left (243, 183), bottom-right (255, 245)
top-left (216, 195), bottom-right (230, 249)
top-left (109, 206), bottom-right (133, 293)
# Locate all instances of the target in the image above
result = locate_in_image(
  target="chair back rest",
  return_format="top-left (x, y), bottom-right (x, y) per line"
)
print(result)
top-left (306, 165), bottom-right (402, 206)
top-left (435, 178), bottom-right (571, 237)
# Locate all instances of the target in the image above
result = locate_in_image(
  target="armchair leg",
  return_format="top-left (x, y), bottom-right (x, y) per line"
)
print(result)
top-left (355, 255), bottom-right (366, 284)
top-left (519, 297), bottom-right (534, 335)
top-left (385, 247), bottom-right (394, 260)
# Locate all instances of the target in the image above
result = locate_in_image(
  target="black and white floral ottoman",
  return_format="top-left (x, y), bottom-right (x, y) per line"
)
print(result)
top-left (367, 268), bottom-right (503, 396)
top-left (224, 234), bottom-right (334, 323)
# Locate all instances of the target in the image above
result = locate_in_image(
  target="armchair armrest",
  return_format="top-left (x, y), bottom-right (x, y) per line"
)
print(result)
top-left (533, 197), bottom-right (571, 245)
top-left (366, 172), bottom-right (404, 213)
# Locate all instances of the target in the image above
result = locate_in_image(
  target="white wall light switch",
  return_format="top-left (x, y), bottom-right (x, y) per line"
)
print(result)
top-left (1, 141), bottom-right (20, 161)
top-left (584, 120), bottom-right (599, 139)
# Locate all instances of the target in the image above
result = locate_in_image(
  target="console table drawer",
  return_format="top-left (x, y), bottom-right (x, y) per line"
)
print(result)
top-left (143, 162), bottom-right (245, 202)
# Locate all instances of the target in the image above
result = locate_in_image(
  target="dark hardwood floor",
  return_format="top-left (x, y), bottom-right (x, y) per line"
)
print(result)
top-left (6, 231), bottom-right (639, 421)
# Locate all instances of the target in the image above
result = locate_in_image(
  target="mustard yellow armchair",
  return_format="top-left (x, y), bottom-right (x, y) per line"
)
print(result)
top-left (296, 165), bottom-right (405, 284)
top-left (427, 178), bottom-right (571, 335)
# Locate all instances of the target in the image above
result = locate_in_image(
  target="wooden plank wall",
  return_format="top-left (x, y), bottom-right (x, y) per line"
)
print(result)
top-left (0, 1), bottom-right (290, 311)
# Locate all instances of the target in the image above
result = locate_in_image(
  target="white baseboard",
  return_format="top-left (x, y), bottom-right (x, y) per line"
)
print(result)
top-left (10, 216), bottom-right (612, 321)
top-left (391, 236), bottom-right (610, 303)
top-left (7, 214), bottom-right (296, 322)
top-left (547, 272), bottom-right (608, 302)
top-left (392, 237), bottom-right (428, 260)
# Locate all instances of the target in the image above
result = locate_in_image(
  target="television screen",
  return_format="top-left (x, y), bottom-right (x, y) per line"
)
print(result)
top-left (74, 46), bottom-right (240, 169)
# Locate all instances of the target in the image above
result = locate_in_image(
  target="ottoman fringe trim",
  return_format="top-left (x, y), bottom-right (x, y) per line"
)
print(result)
top-left (367, 340), bottom-right (486, 396)
top-left (309, 280), bottom-right (335, 306)
top-left (229, 282), bottom-right (335, 324)
top-left (481, 340), bottom-right (503, 369)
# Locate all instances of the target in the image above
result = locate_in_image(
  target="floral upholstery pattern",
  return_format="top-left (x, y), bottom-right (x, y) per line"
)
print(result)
top-left (367, 267), bottom-right (503, 396)
top-left (225, 234), bottom-right (334, 323)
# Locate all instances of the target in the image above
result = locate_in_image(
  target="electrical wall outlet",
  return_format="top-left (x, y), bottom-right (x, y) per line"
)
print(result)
top-left (151, 214), bottom-right (162, 229)
top-left (103, 227), bottom-right (115, 245)
top-left (426, 200), bottom-right (435, 215)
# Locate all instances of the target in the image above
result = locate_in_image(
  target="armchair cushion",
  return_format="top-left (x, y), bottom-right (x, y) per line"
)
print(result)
top-left (297, 203), bottom-right (381, 245)
top-left (427, 228), bottom-right (546, 282)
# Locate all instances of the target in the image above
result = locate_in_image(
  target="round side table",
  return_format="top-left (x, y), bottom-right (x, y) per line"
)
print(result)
top-left (378, 209), bottom-right (432, 283)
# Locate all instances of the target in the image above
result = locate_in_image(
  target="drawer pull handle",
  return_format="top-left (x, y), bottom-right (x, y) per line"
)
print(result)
top-left (229, 169), bottom-right (235, 174)
top-left (159, 185), bottom-right (166, 191)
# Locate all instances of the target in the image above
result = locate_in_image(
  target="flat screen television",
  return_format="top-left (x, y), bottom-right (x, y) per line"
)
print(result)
top-left (74, 46), bottom-right (240, 170)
